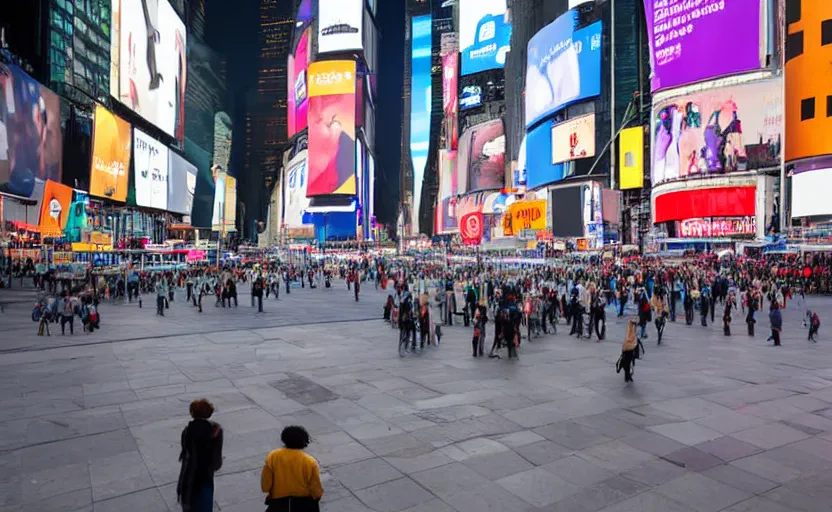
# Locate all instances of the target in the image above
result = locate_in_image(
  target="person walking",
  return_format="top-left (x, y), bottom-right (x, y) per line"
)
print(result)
top-left (261, 426), bottom-right (323, 512)
top-left (60, 293), bottom-right (75, 335)
top-left (618, 319), bottom-right (638, 383)
top-left (177, 399), bottom-right (224, 512)
top-left (809, 311), bottom-right (820, 342)
top-left (769, 302), bottom-right (783, 346)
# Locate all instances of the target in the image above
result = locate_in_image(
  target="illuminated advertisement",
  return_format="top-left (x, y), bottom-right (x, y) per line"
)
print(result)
top-left (0, 63), bottom-right (63, 198)
top-left (184, 138), bottom-right (215, 228)
top-left (133, 128), bottom-right (169, 210)
top-left (526, 121), bottom-right (565, 190)
top-left (90, 105), bottom-right (132, 202)
top-left (460, 0), bottom-right (511, 76)
top-left (224, 176), bottom-right (237, 232)
top-left (619, 126), bottom-right (644, 190)
top-left (526, 11), bottom-right (601, 128)
top-left (785, 0), bottom-right (832, 162)
top-left (411, 14), bottom-right (432, 232)
top-left (442, 53), bottom-right (459, 115)
top-left (437, 150), bottom-right (459, 232)
top-left (792, 168), bottom-right (832, 218)
top-left (288, 27), bottom-right (311, 138)
top-left (652, 79), bottom-right (782, 185)
top-left (643, 0), bottom-right (763, 92)
top-left (653, 186), bottom-right (757, 224)
top-left (211, 170), bottom-right (225, 230)
top-left (213, 112), bottom-right (232, 175)
top-left (167, 151), bottom-right (197, 215)
top-left (460, 211), bottom-right (484, 245)
top-left (39, 180), bottom-right (73, 237)
top-left (111, 0), bottom-right (187, 142)
top-left (552, 113), bottom-right (596, 164)
top-left (307, 61), bottom-right (356, 196)
top-left (284, 151), bottom-right (311, 229)
top-left (317, 0), bottom-right (363, 54)
top-left (678, 217), bottom-right (756, 238)
top-left (460, 85), bottom-right (482, 110)
top-left (458, 120), bottom-right (505, 193)
top-left (503, 200), bottom-right (546, 237)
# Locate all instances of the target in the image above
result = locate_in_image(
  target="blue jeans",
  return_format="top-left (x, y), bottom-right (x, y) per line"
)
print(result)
top-left (189, 485), bottom-right (213, 512)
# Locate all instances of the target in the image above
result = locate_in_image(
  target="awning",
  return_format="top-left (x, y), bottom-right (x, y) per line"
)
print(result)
top-left (482, 192), bottom-right (509, 214)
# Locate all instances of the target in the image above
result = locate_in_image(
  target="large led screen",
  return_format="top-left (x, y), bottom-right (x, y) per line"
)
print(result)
top-left (284, 151), bottom-right (312, 228)
top-left (411, 14), bottom-right (432, 233)
top-left (458, 120), bottom-right (505, 193)
top-left (643, 0), bottom-right (763, 92)
top-left (0, 63), bottom-right (63, 198)
top-left (39, 180), bottom-right (74, 236)
top-left (167, 151), bottom-right (197, 215)
top-left (526, 12), bottom-right (602, 128)
top-left (460, 0), bottom-right (511, 76)
top-left (212, 170), bottom-right (226, 230)
top-left (224, 176), bottom-right (237, 232)
top-left (91, 105), bottom-right (132, 202)
top-left (792, 169), bottom-right (832, 218)
top-left (213, 112), bottom-right (232, 175)
top-left (288, 27), bottom-right (311, 138)
top-left (442, 52), bottom-right (459, 150)
top-left (437, 150), bottom-right (459, 232)
top-left (526, 121), bottom-right (565, 190)
top-left (652, 79), bottom-right (782, 185)
top-left (307, 61), bottom-right (357, 196)
top-left (133, 128), bottom-right (169, 210)
top-left (317, 0), bottom-right (363, 54)
top-left (552, 114), bottom-right (596, 164)
top-left (111, 0), bottom-right (187, 142)
top-left (184, 137), bottom-right (215, 228)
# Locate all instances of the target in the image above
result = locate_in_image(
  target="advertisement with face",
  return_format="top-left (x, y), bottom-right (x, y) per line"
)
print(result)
top-left (133, 128), bottom-right (169, 210)
top-left (652, 79), bottom-right (782, 185)
top-left (0, 64), bottom-right (63, 198)
top-left (317, 0), bottom-right (363, 54)
top-left (411, 14), bottom-right (432, 233)
top-left (288, 27), bottom-right (310, 138)
top-left (526, 12), bottom-right (602, 128)
top-left (643, 0), bottom-right (763, 92)
top-left (91, 105), bottom-right (132, 202)
top-left (284, 151), bottom-right (311, 228)
top-left (307, 61), bottom-right (356, 196)
top-left (167, 151), bottom-right (197, 215)
top-left (459, 120), bottom-right (505, 193)
top-left (39, 180), bottom-right (74, 237)
top-left (552, 114), bottom-right (596, 164)
top-left (460, 0), bottom-right (511, 76)
top-left (113, 0), bottom-right (187, 142)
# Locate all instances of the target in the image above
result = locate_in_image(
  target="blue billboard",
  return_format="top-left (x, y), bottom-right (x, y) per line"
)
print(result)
top-left (460, 0), bottom-right (512, 76)
top-left (526, 121), bottom-right (564, 190)
top-left (525, 11), bottom-right (602, 128)
top-left (410, 14), bottom-right (432, 231)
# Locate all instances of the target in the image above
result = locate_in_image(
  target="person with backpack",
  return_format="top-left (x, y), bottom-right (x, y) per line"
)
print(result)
top-left (617, 319), bottom-right (639, 383)
top-left (636, 288), bottom-right (651, 339)
top-left (809, 311), bottom-right (820, 342)
top-left (177, 399), bottom-right (224, 512)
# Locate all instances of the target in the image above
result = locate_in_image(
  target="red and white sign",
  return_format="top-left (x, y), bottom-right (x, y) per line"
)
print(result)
top-left (654, 186), bottom-right (756, 224)
top-left (678, 217), bottom-right (756, 238)
top-left (460, 211), bottom-right (483, 245)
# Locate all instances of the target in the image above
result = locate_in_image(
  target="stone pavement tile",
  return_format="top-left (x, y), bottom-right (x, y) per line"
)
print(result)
top-left (235, 384), bottom-right (307, 416)
top-left (763, 474), bottom-right (832, 512)
top-left (573, 411), bottom-right (644, 439)
top-left (461, 449), bottom-right (534, 480)
top-left (388, 414), bottom-right (437, 433)
top-left (81, 381), bottom-right (131, 396)
top-left (621, 458), bottom-right (688, 487)
top-left (609, 406), bottom-right (686, 427)
top-left (762, 394), bottom-right (830, 413)
top-left (731, 422), bottom-right (811, 450)
top-left (307, 431), bottom-right (374, 468)
top-left (344, 420), bottom-right (406, 441)
top-left (596, 490), bottom-right (695, 512)
top-left (275, 409), bottom-right (341, 436)
top-left (513, 440), bottom-right (572, 466)
top-left (438, 438), bottom-right (509, 462)
top-left (787, 436), bottom-right (832, 461)
top-left (662, 447), bottom-right (723, 472)
top-left (360, 432), bottom-right (429, 457)
top-left (763, 443), bottom-right (832, 473)
top-left (576, 440), bottom-right (656, 472)
top-left (654, 473), bottom-right (751, 512)
top-left (19, 487), bottom-right (92, 512)
top-left (23, 405), bottom-right (128, 448)
top-left (320, 471), bottom-right (354, 503)
top-left (501, 401), bottom-right (573, 428)
top-left (311, 399), bottom-right (381, 429)
top-left (720, 496), bottom-right (794, 512)
top-left (478, 393), bottom-right (538, 413)
top-left (414, 405), bottom-right (490, 423)
top-left (692, 411), bottom-right (769, 435)
top-left (550, 475), bottom-right (649, 512)
top-left (618, 430), bottom-right (686, 457)
top-left (384, 447), bottom-right (453, 475)
top-left (737, 400), bottom-right (807, 422)
top-left (496, 467), bottom-right (580, 508)
top-left (693, 436), bottom-right (762, 462)
top-left (217, 497), bottom-right (274, 512)
top-left (730, 453), bottom-right (803, 484)
top-left (438, 482), bottom-right (544, 512)
top-left (533, 420), bottom-right (612, 450)
top-left (322, 495), bottom-right (375, 511)
top-left (331, 457), bottom-right (404, 491)
top-left (83, 389), bottom-right (139, 409)
top-left (355, 392), bottom-right (419, 420)
top-left (701, 464), bottom-right (779, 495)
top-left (648, 421), bottom-right (724, 446)
top-left (19, 462), bottom-right (90, 505)
top-left (88, 451), bottom-right (155, 502)
top-left (134, 384), bottom-right (187, 400)
top-left (16, 428), bottom-right (137, 473)
top-left (650, 397), bottom-right (734, 421)
top-left (214, 469), bottom-right (262, 508)
top-left (541, 455), bottom-right (615, 486)
top-left (354, 477), bottom-right (436, 512)
top-left (212, 407), bottom-right (283, 435)
top-left (401, 498), bottom-right (456, 512)
top-left (783, 412), bottom-right (832, 434)
top-left (411, 462), bottom-right (490, 496)
top-left (700, 386), bottom-right (795, 409)
top-left (367, 377), bottom-right (417, 392)
top-left (491, 430), bottom-right (545, 449)
top-left (92, 488), bottom-right (168, 512)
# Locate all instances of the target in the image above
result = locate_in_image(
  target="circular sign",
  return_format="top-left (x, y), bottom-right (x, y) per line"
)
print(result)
top-left (48, 198), bottom-right (62, 220)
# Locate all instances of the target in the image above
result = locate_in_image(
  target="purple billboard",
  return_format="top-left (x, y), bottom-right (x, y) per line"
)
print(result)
top-left (644, 0), bottom-right (763, 92)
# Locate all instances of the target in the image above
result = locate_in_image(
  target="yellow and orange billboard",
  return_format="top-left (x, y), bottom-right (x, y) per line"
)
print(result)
top-left (90, 105), bottom-right (132, 201)
top-left (39, 180), bottom-right (74, 237)
top-left (503, 200), bottom-right (546, 236)
top-left (618, 126), bottom-right (644, 190)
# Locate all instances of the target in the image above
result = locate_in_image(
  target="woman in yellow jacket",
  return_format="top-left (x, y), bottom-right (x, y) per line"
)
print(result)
top-left (261, 426), bottom-right (323, 512)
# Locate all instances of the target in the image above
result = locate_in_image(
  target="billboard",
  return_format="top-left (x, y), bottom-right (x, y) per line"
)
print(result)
top-left (619, 126), bottom-right (644, 190)
top-left (503, 200), bottom-right (546, 237)
top-left (317, 0), bottom-right (363, 54)
top-left (111, 0), bottom-right (187, 142)
top-left (652, 80), bottom-right (782, 185)
top-left (133, 128), bottom-right (169, 210)
top-left (458, 119), bottom-right (505, 193)
top-left (0, 63), bottom-right (63, 198)
top-left (460, 85), bottom-right (482, 110)
top-left (167, 151), bottom-right (197, 215)
top-left (90, 105), bottom-right (132, 202)
top-left (653, 186), bottom-right (756, 224)
top-left (213, 112), bottom-right (232, 175)
top-left (551, 186), bottom-right (584, 237)
top-left (792, 169), bottom-right (832, 218)
top-left (212, 170), bottom-right (226, 230)
top-left (437, 150), bottom-right (459, 232)
top-left (552, 114), bottom-right (596, 164)
top-left (643, 0), bottom-right (764, 92)
top-left (442, 53), bottom-right (459, 116)
top-left (526, 12), bottom-right (602, 128)
top-left (411, 14), bottom-right (432, 233)
top-left (288, 27), bottom-right (311, 138)
top-left (460, 0), bottom-right (511, 76)
top-left (39, 180), bottom-right (74, 237)
top-left (307, 61), bottom-right (357, 196)
top-left (284, 151), bottom-right (312, 229)
top-left (184, 137), bottom-right (215, 228)
top-left (526, 121), bottom-right (565, 190)
top-left (224, 176), bottom-right (237, 232)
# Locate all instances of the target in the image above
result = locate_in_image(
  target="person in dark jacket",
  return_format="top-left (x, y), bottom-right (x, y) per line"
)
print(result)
top-left (769, 303), bottom-right (783, 346)
top-left (746, 289), bottom-right (758, 336)
top-left (177, 399), bottom-right (223, 512)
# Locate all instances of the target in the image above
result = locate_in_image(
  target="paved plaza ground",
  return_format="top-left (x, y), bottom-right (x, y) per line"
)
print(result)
top-left (4, 283), bottom-right (832, 511)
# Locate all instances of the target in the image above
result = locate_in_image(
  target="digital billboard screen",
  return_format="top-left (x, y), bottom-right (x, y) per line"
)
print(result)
top-left (526, 11), bottom-right (602, 128)
top-left (643, 0), bottom-right (763, 92)
top-left (111, 0), bottom-right (187, 142)
top-left (167, 151), bottom-right (197, 215)
top-left (792, 168), bottom-right (832, 218)
top-left (307, 61), bottom-right (357, 196)
top-left (0, 63), bottom-right (63, 198)
top-left (224, 176), bottom-right (237, 232)
top-left (213, 112), bottom-right (232, 175)
top-left (90, 105), bottom-right (132, 202)
top-left (411, 14), bottom-right (432, 233)
top-left (552, 114), bottom-right (596, 164)
top-left (133, 128), bottom-right (169, 210)
top-left (288, 27), bottom-right (311, 138)
top-left (39, 180), bottom-right (74, 237)
top-left (458, 120), bottom-right (505, 193)
top-left (460, 0), bottom-right (511, 76)
top-left (284, 151), bottom-right (312, 228)
top-left (317, 0), bottom-right (363, 54)
top-left (212, 170), bottom-right (226, 230)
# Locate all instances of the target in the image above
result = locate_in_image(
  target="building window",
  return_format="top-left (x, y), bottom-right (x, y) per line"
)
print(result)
top-left (827, 95), bottom-right (832, 117)
top-left (801, 97), bottom-right (815, 121)
top-left (786, 30), bottom-right (804, 61)
top-left (823, 19), bottom-right (832, 46)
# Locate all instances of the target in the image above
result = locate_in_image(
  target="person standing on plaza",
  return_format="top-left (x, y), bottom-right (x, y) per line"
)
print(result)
top-left (177, 399), bottom-right (223, 512)
top-left (353, 269), bottom-right (360, 302)
top-left (618, 319), bottom-right (638, 383)
top-left (746, 287), bottom-right (758, 336)
top-left (156, 278), bottom-right (168, 316)
top-left (769, 302), bottom-right (783, 346)
top-left (261, 426), bottom-right (323, 512)
top-left (253, 274), bottom-right (265, 313)
top-left (60, 292), bottom-right (75, 335)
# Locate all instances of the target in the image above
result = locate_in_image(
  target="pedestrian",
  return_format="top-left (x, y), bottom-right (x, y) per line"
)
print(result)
top-left (769, 302), bottom-right (783, 346)
top-left (723, 294), bottom-right (735, 336)
top-left (809, 311), bottom-right (820, 342)
top-left (261, 426), bottom-right (323, 512)
top-left (60, 293), bottom-right (75, 335)
top-left (746, 288), bottom-right (757, 336)
top-left (177, 399), bottom-right (223, 512)
top-left (617, 319), bottom-right (638, 383)
top-left (354, 270), bottom-right (360, 302)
